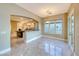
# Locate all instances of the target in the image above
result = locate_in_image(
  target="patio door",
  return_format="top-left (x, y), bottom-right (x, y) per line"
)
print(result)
top-left (68, 9), bottom-right (75, 52)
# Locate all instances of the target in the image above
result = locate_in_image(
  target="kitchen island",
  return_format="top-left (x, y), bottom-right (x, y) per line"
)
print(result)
top-left (24, 31), bottom-right (41, 43)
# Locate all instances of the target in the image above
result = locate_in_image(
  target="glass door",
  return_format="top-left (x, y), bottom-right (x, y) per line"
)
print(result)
top-left (71, 15), bottom-right (74, 51)
top-left (68, 16), bottom-right (72, 47)
top-left (68, 10), bottom-right (75, 53)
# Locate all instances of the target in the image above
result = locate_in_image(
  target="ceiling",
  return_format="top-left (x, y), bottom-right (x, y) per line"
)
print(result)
top-left (16, 3), bottom-right (71, 17)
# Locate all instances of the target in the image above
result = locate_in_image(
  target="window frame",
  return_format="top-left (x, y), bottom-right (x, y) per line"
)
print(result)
top-left (44, 20), bottom-right (63, 34)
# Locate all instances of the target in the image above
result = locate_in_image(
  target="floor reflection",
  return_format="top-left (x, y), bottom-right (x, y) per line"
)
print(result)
top-left (43, 41), bottom-right (62, 56)
top-left (0, 37), bottom-right (72, 56)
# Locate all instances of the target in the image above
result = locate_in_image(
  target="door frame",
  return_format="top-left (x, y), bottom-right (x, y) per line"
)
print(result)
top-left (68, 8), bottom-right (75, 54)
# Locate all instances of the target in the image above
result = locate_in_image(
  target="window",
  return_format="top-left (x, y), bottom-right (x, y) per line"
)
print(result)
top-left (49, 22), bottom-right (55, 34)
top-left (44, 23), bottom-right (49, 32)
top-left (56, 20), bottom-right (62, 34)
top-left (44, 20), bottom-right (62, 34)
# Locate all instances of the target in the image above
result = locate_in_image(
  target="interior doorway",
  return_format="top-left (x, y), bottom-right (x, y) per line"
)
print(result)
top-left (10, 15), bottom-right (25, 47)
top-left (10, 15), bottom-right (39, 47)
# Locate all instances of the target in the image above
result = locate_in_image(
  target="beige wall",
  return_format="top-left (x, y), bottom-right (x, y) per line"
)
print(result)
top-left (62, 13), bottom-right (68, 40)
top-left (42, 13), bottom-right (68, 40)
top-left (68, 3), bottom-right (79, 56)
top-left (72, 4), bottom-right (79, 56)
top-left (74, 4), bottom-right (79, 56)
top-left (11, 21), bottom-right (18, 32)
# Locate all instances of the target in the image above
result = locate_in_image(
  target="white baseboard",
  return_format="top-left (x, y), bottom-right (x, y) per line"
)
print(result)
top-left (42, 35), bottom-right (66, 41)
top-left (74, 53), bottom-right (76, 56)
top-left (26, 35), bottom-right (42, 43)
top-left (0, 48), bottom-right (11, 55)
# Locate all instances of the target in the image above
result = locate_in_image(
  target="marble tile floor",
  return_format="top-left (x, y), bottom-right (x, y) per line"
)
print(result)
top-left (0, 37), bottom-right (73, 56)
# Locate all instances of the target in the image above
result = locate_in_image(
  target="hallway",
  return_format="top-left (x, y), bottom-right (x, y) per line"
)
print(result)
top-left (1, 37), bottom-right (72, 56)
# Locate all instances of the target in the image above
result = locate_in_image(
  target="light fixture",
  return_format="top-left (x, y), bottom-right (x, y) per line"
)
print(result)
top-left (45, 21), bottom-right (50, 23)
top-left (46, 9), bottom-right (53, 15)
